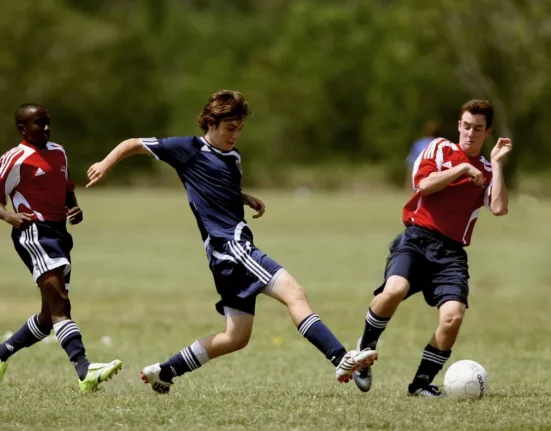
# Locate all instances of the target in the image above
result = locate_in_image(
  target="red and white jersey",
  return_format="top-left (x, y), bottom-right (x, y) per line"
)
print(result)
top-left (403, 138), bottom-right (493, 246)
top-left (0, 141), bottom-right (75, 222)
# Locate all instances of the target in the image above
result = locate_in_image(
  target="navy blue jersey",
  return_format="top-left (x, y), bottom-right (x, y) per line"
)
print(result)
top-left (140, 136), bottom-right (251, 244)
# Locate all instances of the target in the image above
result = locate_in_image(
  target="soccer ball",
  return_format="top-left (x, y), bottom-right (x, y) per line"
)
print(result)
top-left (443, 360), bottom-right (489, 400)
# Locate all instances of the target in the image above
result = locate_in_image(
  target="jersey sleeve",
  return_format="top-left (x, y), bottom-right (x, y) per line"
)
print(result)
top-left (0, 148), bottom-right (24, 205)
top-left (140, 137), bottom-right (196, 170)
top-left (411, 138), bottom-right (448, 190)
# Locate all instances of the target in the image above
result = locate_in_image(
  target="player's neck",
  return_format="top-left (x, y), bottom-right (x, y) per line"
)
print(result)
top-left (203, 134), bottom-right (230, 152)
top-left (22, 139), bottom-right (47, 150)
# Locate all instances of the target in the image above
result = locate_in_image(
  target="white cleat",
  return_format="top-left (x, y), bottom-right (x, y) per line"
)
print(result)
top-left (353, 337), bottom-right (375, 392)
top-left (140, 363), bottom-right (173, 394)
top-left (336, 349), bottom-right (378, 383)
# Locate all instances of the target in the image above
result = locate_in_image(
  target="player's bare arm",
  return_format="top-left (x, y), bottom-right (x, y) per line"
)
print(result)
top-left (418, 163), bottom-right (482, 196)
top-left (488, 137), bottom-right (512, 216)
top-left (242, 192), bottom-right (266, 219)
top-left (0, 203), bottom-right (33, 230)
top-left (87, 138), bottom-right (149, 187)
top-left (65, 192), bottom-right (83, 225)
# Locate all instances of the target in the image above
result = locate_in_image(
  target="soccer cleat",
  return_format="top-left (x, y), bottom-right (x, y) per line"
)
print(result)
top-left (79, 359), bottom-right (123, 393)
top-left (0, 360), bottom-right (8, 384)
top-left (336, 349), bottom-right (378, 383)
top-left (353, 337), bottom-right (375, 392)
top-left (140, 363), bottom-right (173, 394)
top-left (407, 383), bottom-right (443, 397)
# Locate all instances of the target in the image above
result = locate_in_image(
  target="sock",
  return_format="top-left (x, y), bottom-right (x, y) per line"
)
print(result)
top-left (159, 340), bottom-right (209, 382)
top-left (297, 313), bottom-right (347, 367)
top-left (0, 315), bottom-right (51, 361)
top-left (53, 320), bottom-right (90, 380)
top-left (410, 344), bottom-right (452, 390)
top-left (360, 307), bottom-right (390, 349)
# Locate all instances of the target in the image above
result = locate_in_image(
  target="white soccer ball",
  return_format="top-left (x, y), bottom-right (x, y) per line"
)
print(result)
top-left (444, 360), bottom-right (489, 400)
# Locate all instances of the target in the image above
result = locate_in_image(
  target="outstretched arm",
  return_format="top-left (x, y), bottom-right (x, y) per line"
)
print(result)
top-left (87, 138), bottom-right (149, 187)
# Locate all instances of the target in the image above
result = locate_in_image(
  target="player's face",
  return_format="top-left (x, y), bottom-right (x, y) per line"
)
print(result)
top-left (208, 120), bottom-right (243, 151)
top-left (19, 108), bottom-right (51, 147)
top-left (458, 112), bottom-right (491, 156)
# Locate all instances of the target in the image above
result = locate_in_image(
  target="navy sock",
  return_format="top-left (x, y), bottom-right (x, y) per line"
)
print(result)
top-left (411, 344), bottom-right (451, 390)
top-left (53, 320), bottom-right (90, 380)
top-left (360, 307), bottom-right (390, 349)
top-left (159, 341), bottom-right (210, 382)
top-left (0, 315), bottom-right (51, 361)
top-left (298, 314), bottom-right (347, 367)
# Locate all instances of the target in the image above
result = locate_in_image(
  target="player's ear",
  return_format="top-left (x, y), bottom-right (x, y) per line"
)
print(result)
top-left (485, 127), bottom-right (492, 138)
top-left (16, 123), bottom-right (25, 135)
top-left (457, 120), bottom-right (461, 131)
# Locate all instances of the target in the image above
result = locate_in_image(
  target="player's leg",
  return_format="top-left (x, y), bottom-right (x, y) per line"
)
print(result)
top-left (407, 238), bottom-right (469, 397)
top-left (264, 270), bottom-right (377, 383)
top-left (407, 300), bottom-right (466, 397)
top-left (355, 229), bottom-right (423, 392)
top-left (40, 268), bottom-right (122, 392)
top-left (0, 226), bottom-right (57, 383)
top-left (141, 310), bottom-right (254, 394)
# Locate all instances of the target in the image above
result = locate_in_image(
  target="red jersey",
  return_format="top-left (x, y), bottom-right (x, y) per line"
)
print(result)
top-left (0, 141), bottom-right (75, 222)
top-left (403, 138), bottom-right (493, 246)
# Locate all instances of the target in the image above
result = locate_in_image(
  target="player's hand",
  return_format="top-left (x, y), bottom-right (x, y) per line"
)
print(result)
top-left (86, 162), bottom-right (109, 188)
top-left (243, 194), bottom-right (266, 219)
top-left (491, 138), bottom-right (512, 164)
top-left (6, 213), bottom-right (34, 230)
top-left (67, 206), bottom-right (83, 225)
top-left (463, 164), bottom-right (484, 186)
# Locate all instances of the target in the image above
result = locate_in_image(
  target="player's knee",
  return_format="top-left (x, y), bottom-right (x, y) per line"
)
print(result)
top-left (440, 311), bottom-right (464, 332)
top-left (272, 273), bottom-right (308, 306)
top-left (382, 276), bottom-right (410, 301)
top-left (37, 311), bottom-right (53, 331)
top-left (226, 331), bottom-right (251, 351)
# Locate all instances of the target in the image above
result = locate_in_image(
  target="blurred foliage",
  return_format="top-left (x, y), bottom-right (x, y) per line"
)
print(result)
top-left (0, 0), bottom-right (549, 188)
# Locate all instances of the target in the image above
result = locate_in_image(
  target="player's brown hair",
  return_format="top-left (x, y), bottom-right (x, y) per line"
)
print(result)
top-left (460, 99), bottom-right (494, 129)
top-left (197, 90), bottom-right (251, 132)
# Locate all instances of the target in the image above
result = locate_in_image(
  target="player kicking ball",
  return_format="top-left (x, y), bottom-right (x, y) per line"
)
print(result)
top-left (87, 90), bottom-right (376, 393)
top-left (0, 104), bottom-right (122, 392)
top-left (354, 100), bottom-right (511, 397)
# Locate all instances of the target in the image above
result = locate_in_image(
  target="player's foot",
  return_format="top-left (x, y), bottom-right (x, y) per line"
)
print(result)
top-left (0, 360), bottom-right (8, 384)
top-left (79, 359), bottom-right (123, 393)
top-left (336, 349), bottom-right (378, 383)
top-left (407, 383), bottom-right (442, 397)
top-left (353, 337), bottom-right (376, 392)
top-left (140, 363), bottom-right (173, 394)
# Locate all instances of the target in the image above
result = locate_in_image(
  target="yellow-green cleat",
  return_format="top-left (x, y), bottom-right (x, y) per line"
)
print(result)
top-left (79, 359), bottom-right (123, 393)
top-left (0, 361), bottom-right (8, 384)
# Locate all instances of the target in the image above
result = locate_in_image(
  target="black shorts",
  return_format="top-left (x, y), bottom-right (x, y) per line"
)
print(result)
top-left (11, 221), bottom-right (72, 287)
top-left (206, 239), bottom-right (283, 316)
top-left (374, 225), bottom-right (469, 308)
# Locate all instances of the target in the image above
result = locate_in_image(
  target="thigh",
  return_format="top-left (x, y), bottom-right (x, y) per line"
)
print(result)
top-left (211, 241), bottom-right (283, 316)
top-left (374, 231), bottom-right (427, 297)
top-left (11, 222), bottom-right (72, 282)
top-left (426, 247), bottom-right (469, 308)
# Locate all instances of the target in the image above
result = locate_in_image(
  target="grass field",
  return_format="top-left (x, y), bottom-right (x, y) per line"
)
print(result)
top-left (1, 189), bottom-right (551, 431)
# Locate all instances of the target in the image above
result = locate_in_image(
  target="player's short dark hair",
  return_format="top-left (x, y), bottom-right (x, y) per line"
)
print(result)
top-left (460, 99), bottom-right (494, 129)
top-left (197, 90), bottom-right (250, 132)
top-left (14, 103), bottom-right (46, 126)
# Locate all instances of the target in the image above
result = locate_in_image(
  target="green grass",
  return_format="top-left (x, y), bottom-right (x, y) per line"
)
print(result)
top-left (1, 189), bottom-right (551, 430)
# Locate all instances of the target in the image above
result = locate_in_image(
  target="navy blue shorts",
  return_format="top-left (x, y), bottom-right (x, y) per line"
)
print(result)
top-left (11, 221), bottom-right (72, 287)
top-left (206, 239), bottom-right (283, 316)
top-left (374, 225), bottom-right (469, 308)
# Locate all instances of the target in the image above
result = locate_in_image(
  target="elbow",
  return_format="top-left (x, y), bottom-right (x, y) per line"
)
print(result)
top-left (492, 206), bottom-right (508, 216)
top-left (417, 183), bottom-right (431, 196)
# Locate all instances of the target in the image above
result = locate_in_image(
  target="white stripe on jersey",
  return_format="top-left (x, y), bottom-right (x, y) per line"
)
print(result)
top-left (4, 147), bottom-right (35, 202)
top-left (139, 138), bottom-right (160, 160)
top-left (0, 148), bottom-right (25, 178)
